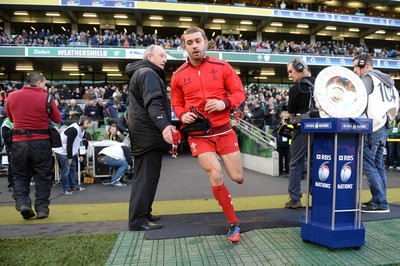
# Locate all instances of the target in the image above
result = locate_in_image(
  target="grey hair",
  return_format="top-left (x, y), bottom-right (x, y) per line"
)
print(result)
top-left (298, 58), bottom-right (309, 71)
top-left (143, 45), bottom-right (158, 60)
top-left (287, 57), bottom-right (309, 71)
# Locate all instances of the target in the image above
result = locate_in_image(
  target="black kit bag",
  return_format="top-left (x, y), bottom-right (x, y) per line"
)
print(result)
top-left (291, 79), bottom-right (321, 125)
top-left (46, 94), bottom-right (62, 148)
top-left (49, 126), bottom-right (62, 148)
top-left (180, 106), bottom-right (211, 136)
top-left (303, 79), bottom-right (320, 119)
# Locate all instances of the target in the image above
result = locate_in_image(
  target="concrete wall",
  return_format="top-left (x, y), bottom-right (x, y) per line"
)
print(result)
top-left (241, 151), bottom-right (279, 176)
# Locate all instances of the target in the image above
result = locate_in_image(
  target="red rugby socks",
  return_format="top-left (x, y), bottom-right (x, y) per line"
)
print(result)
top-left (212, 183), bottom-right (239, 224)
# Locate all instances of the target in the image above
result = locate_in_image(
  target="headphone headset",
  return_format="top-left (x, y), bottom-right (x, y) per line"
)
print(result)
top-left (292, 58), bottom-right (304, 72)
top-left (78, 116), bottom-right (89, 126)
top-left (80, 116), bottom-right (92, 127)
top-left (358, 53), bottom-right (367, 68)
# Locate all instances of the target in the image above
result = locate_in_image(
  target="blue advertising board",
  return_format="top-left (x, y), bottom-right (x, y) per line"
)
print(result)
top-left (311, 133), bottom-right (359, 226)
top-left (273, 9), bottom-right (400, 28)
top-left (301, 118), bottom-right (372, 134)
top-left (61, 0), bottom-right (135, 7)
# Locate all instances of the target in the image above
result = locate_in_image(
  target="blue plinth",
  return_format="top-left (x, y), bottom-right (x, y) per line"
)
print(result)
top-left (301, 217), bottom-right (365, 249)
top-left (301, 117), bottom-right (372, 134)
top-left (300, 117), bottom-right (372, 249)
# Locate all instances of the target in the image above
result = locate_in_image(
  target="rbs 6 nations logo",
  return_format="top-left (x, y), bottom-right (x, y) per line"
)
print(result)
top-left (318, 162), bottom-right (330, 181)
top-left (340, 162), bottom-right (352, 182)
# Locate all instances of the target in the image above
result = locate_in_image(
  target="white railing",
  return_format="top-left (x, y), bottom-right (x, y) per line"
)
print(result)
top-left (233, 116), bottom-right (277, 150)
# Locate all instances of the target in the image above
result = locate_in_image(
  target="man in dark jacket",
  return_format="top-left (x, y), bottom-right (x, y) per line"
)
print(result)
top-left (252, 101), bottom-right (266, 129)
top-left (126, 44), bottom-right (177, 231)
top-left (285, 58), bottom-right (315, 209)
top-left (116, 112), bottom-right (129, 135)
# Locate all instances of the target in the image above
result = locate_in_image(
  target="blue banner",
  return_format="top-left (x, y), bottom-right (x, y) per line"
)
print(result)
top-left (61, 0), bottom-right (135, 7)
top-left (336, 137), bottom-right (358, 212)
top-left (334, 14), bottom-right (386, 26)
top-left (377, 59), bottom-right (400, 69)
top-left (311, 131), bottom-right (360, 225)
top-left (306, 56), bottom-right (354, 67)
top-left (273, 9), bottom-right (400, 28)
top-left (274, 9), bottom-right (333, 21)
top-left (311, 133), bottom-right (334, 224)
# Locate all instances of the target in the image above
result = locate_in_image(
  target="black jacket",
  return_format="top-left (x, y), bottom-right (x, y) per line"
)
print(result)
top-left (125, 59), bottom-right (172, 155)
top-left (287, 76), bottom-right (315, 115)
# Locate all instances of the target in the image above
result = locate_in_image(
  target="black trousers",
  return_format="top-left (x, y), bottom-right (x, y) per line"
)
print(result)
top-left (288, 129), bottom-right (308, 202)
top-left (277, 146), bottom-right (290, 175)
top-left (11, 139), bottom-right (53, 212)
top-left (128, 149), bottom-right (163, 229)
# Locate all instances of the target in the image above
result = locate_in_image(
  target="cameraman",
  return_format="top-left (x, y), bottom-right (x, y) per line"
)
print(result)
top-left (273, 110), bottom-right (291, 176)
top-left (285, 58), bottom-right (316, 209)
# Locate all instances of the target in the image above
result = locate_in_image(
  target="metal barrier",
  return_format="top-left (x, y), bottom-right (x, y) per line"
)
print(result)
top-left (233, 116), bottom-right (277, 150)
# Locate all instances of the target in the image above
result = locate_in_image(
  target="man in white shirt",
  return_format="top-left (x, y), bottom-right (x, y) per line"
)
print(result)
top-left (53, 116), bottom-right (91, 195)
top-left (98, 144), bottom-right (133, 187)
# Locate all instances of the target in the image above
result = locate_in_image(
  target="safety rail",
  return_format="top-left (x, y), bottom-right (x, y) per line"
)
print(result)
top-left (232, 116), bottom-right (277, 150)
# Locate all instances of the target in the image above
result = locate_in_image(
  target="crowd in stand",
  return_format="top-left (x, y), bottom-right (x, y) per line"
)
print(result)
top-left (1, 29), bottom-right (399, 59)
top-left (0, 81), bottom-right (130, 142)
top-left (0, 79), bottom-right (284, 134)
top-left (52, 84), bottom-right (129, 136)
top-left (234, 84), bottom-right (288, 130)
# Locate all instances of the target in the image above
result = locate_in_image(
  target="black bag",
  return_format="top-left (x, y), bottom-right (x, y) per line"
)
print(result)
top-left (303, 79), bottom-right (320, 119)
top-left (180, 107), bottom-right (211, 136)
top-left (46, 94), bottom-right (62, 148)
top-left (291, 79), bottom-right (320, 125)
top-left (307, 106), bottom-right (320, 118)
top-left (49, 126), bottom-right (62, 148)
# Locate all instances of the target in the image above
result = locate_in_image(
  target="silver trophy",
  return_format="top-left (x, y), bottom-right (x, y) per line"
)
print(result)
top-left (314, 66), bottom-right (367, 118)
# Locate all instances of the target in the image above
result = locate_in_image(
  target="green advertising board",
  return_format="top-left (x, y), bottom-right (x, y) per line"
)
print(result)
top-left (0, 47), bottom-right (25, 56)
top-left (0, 47), bottom-right (398, 70)
top-left (27, 47), bottom-right (126, 58)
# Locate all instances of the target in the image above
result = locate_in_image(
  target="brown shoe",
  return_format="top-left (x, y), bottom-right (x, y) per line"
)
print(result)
top-left (284, 199), bottom-right (303, 209)
top-left (37, 211), bottom-right (49, 219)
